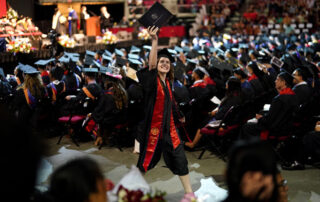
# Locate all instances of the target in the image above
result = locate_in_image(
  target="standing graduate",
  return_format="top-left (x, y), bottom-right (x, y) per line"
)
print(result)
top-left (136, 26), bottom-right (193, 194)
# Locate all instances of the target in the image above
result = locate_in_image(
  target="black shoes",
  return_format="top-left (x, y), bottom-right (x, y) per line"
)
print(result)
top-left (282, 161), bottom-right (305, 170)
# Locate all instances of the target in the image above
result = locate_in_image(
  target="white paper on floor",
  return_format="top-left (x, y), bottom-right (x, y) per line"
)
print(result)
top-left (190, 163), bottom-right (200, 169)
top-left (112, 165), bottom-right (150, 194)
top-left (36, 159), bottom-right (53, 184)
top-left (195, 177), bottom-right (228, 202)
top-left (46, 146), bottom-right (119, 169)
top-left (310, 191), bottom-right (320, 202)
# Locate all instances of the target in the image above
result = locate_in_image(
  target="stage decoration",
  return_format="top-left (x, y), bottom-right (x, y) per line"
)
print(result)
top-left (138, 28), bottom-right (150, 40)
top-left (6, 37), bottom-right (32, 53)
top-left (58, 35), bottom-right (76, 48)
top-left (102, 30), bottom-right (118, 45)
top-left (117, 185), bottom-right (166, 202)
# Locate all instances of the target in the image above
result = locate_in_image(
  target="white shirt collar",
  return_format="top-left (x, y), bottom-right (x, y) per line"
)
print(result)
top-left (294, 81), bottom-right (307, 87)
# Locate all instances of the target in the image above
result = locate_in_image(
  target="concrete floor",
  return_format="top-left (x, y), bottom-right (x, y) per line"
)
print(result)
top-left (43, 136), bottom-right (320, 202)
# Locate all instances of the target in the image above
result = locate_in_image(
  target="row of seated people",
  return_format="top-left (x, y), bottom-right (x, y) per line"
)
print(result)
top-left (182, 61), bottom-right (320, 167)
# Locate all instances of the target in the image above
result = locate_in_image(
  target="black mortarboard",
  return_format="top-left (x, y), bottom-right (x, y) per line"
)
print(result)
top-left (138, 2), bottom-right (173, 28)
top-left (84, 50), bottom-right (95, 66)
top-left (158, 48), bottom-right (174, 63)
top-left (116, 56), bottom-right (127, 67)
top-left (233, 67), bottom-right (248, 78)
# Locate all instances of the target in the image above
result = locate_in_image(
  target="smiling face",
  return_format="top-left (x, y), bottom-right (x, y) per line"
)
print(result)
top-left (157, 57), bottom-right (171, 74)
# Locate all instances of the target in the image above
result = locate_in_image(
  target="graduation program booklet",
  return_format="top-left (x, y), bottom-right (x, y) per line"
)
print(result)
top-left (138, 2), bottom-right (173, 28)
top-left (210, 96), bottom-right (221, 105)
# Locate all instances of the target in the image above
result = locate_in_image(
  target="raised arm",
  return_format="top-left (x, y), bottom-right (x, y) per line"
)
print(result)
top-left (148, 26), bottom-right (159, 70)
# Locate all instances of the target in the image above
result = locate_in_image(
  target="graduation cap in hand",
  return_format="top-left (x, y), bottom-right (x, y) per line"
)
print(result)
top-left (138, 2), bottom-right (173, 28)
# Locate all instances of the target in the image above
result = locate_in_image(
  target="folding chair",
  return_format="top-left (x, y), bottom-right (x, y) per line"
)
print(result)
top-left (198, 105), bottom-right (242, 160)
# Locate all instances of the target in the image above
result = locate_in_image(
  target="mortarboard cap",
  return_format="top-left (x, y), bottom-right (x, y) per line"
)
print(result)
top-left (84, 50), bottom-right (95, 66)
top-left (35, 58), bottom-right (55, 66)
top-left (116, 56), bottom-right (128, 67)
top-left (168, 49), bottom-right (177, 55)
top-left (115, 49), bottom-right (124, 57)
top-left (182, 46), bottom-right (190, 53)
top-left (198, 50), bottom-right (205, 55)
top-left (105, 50), bottom-right (112, 57)
top-left (158, 48), bottom-right (174, 63)
top-left (128, 53), bottom-right (140, 60)
top-left (174, 46), bottom-right (183, 53)
top-left (106, 66), bottom-right (122, 80)
top-left (186, 58), bottom-right (198, 65)
top-left (126, 67), bottom-right (139, 83)
top-left (24, 65), bottom-right (40, 75)
top-left (128, 58), bottom-right (143, 65)
top-left (143, 45), bottom-right (152, 51)
top-left (58, 55), bottom-right (70, 64)
top-left (83, 68), bottom-right (98, 74)
top-left (138, 2), bottom-right (173, 28)
top-left (102, 54), bottom-right (112, 62)
top-left (92, 61), bottom-right (104, 70)
top-left (99, 66), bottom-right (112, 74)
top-left (239, 43), bottom-right (249, 49)
top-left (130, 45), bottom-right (141, 53)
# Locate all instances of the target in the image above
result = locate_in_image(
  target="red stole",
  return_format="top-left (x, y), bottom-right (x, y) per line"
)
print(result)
top-left (204, 77), bottom-right (216, 86)
top-left (279, 87), bottom-right (295, 95)
top-left (248, 74), bottom-right (258, 81)
top-left (191, 80), bottom-right (207, 88)
top-left (143, 77), bottom-right (181, 172)
top-left (41, 71), bottom-right (49, 77)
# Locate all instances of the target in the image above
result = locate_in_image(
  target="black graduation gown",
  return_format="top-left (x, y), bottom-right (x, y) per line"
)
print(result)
top-left (215, 95), bottom-right (242, 121)
top-left (62, 73), bottom-right (81, 95)
top-left (136, 68), bottom-right (183, 172)
top-left (257, 90), bottom-right (299, 135)
top-left (12, 87), bottom-right (48, 127)
top-left (249, 78), bottom-right (265, 96)
top-left (292, 83), bottom-right (312, 105)
top-left (72, 82), bottom-right (103, 115)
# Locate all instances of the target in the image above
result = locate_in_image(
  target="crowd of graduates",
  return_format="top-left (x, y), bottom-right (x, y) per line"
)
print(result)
top-left (1, 30), bottom-right (320, 170)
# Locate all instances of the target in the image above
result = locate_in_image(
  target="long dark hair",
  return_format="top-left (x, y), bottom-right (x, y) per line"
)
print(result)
top-left (105, 78), bottom-right (128, 110)
top-left (221, 76), bottom-right (242, 105)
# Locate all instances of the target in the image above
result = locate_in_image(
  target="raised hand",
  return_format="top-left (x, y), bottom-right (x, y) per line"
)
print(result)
top-left (147, 26), bottom-right (159, 40)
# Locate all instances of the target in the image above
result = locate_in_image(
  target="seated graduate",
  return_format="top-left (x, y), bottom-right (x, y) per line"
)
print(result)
top-left (61, 59), bottom-right (82, 95)
top-left (185, 76), bottom-right (243, 148)
top-left (188, 67), bottom-right (211, 135)
top-left (246, 61), bottom-right (266, 96)
top-left (93, 66), bottom-right (128, 146)
top-left (66, 68), bottom-right (103, 115)
top-left (47, 66), bottom-right (66, 105)
top-left (12, 65), bottom-right (48, 126)
top-left (241, 72), bottom-right (299, 139)
top-left (136, 26), bottom-right (193, 194)
top-left (292, 68), bottom-right (312, 105)
top-left (233, 67), bottom-right (254, 100)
